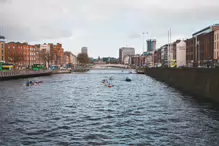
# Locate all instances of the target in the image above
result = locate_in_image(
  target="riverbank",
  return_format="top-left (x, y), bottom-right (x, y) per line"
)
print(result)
top-left (52, 70), bottom-right (71, 74)
top-left (141, 68), bottom-right (219, 103)
top-left (72, 68), bottom-right (90, 72)
top-left (0, 70), bottom-right (52, 81)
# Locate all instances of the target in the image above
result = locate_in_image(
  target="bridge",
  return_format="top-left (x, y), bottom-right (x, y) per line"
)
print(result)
top-left (92, 64), bottom-right (130, 69)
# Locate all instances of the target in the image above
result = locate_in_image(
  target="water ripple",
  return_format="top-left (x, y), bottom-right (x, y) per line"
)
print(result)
top-left (0, 70), bottom-right (219, 145)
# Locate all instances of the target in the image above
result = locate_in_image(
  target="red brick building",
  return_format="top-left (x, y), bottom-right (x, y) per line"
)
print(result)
top-left (5, 42), bottom-right (37, 68)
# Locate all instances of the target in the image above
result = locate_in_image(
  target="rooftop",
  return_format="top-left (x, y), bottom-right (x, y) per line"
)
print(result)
top-left (0, 35), bottom-right (5, 39)
top-left (192, 24), bottom-right (219, 37)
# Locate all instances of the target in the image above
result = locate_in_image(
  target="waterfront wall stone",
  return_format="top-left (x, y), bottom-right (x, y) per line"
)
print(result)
top-left (0, 70), bottom-right (52, 81)
top-left (144, 68), bottom-right (219, 103)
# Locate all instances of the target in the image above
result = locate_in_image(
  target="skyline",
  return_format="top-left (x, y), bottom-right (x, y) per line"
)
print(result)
top-left (0, 0), bottom-right (219, 58)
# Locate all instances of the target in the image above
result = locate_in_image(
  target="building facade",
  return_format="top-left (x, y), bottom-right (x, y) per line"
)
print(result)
top-left (176, 40), bottom-right (186, 67)
top-left (5, 42), bottom-right (37, 68)
top-left (81, 47), bottom-right (88, 54)
top-left (214, 30), bottom-right (219, 60)
top-left (186, 37), bottom-right (196, 66)
top-left (192, 24), bottom-right (219, 66)
top-left (119, 47), bottom-right (135, 64)
top-left (0, 35), bottom-right (5, 62)
top-left (147, 39), bottom-right (156, 52)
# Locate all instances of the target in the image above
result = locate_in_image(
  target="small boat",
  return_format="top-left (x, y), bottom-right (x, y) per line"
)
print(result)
top-left (109, 77), bottom-right (113, 80)
top-left (129, 71), bottom-right (132, 74)
top-left (125, 77), bottom-right (131, 82)
top-left (108, 84), bottom-right (114, 88)
top-left (26, 80), bottom-right (43, 86)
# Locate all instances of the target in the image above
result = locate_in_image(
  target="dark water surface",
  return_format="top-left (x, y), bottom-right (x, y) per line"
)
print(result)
top-left (0, 69), bottom-right (219, 146)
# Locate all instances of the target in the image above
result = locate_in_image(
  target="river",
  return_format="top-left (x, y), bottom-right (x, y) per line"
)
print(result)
top-left (0, 69), bottom-right (219, 146)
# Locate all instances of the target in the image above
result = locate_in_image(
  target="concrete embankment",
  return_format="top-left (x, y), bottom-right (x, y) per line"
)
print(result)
top-left (72, 68), bottom-right (90, 72)
top-left (0, 70), bottom-right (52, 81)
top-left (141, 68), bottom-right (219, 103)
top-left (52, 70), bottom-right (71, 74)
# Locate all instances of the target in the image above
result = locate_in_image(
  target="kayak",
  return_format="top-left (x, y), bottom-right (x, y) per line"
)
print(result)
top-left (125, 77), bottom-right (131, 82)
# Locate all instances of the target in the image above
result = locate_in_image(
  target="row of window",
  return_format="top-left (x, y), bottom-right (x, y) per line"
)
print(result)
top-left (24, 58), bottom-right (36, 61)
top-left (7, 46), bottom-right (36, 50)
top-left (214, 51), bottom-right (219, 59)
top-left (214, 42), bottom-right (219, 49)
top-left (215, 33), bottom-right (219, 41)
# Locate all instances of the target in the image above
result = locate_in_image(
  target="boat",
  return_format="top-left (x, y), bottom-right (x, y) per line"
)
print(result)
top-left (26, 80), bottom-right (43, 86)
top-left (125, 77), bottom-right (131, 82)
top-left (109, 77), bottom-right (113, 80)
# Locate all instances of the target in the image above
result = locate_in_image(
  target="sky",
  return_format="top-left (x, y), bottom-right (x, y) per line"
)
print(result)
top-left (0, 0), bottom-right (219, 58)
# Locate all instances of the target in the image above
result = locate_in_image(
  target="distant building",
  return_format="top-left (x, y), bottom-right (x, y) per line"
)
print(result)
top-left (119, 47), bottom-right (135, 64)
top-left (81, 47), bottom-right (88, 54)
top-left (40, 44), bottom-right (50, 52)
top-left (147, 39), bottom-right (156, 52)
top-left (64, 51), bottom-right (77, 67)
top-left (0, 35), bottom-right (5, 62)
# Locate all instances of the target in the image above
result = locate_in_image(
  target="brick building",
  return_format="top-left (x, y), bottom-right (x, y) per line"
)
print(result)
top-left (191, 24), bottom-right (219, 66)
top-left (186, 37), bottom-right (196, 66)
top-left (5, 42), bottom-right (37, 68)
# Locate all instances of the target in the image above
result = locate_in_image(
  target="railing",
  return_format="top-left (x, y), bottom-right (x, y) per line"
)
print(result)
top-left (0, 70), bottom-right (51, 78)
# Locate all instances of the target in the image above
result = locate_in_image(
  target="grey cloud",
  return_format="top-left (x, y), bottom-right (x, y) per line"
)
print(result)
top-left (0, 0), bottom-right (219, 45)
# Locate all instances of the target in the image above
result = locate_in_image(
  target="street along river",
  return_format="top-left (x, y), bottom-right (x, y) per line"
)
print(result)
top-left (0, 69), bottom-right (219, 146)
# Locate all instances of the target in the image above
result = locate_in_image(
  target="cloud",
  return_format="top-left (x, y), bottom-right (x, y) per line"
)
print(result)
top-left (0, 0), bottom-right (219, 57)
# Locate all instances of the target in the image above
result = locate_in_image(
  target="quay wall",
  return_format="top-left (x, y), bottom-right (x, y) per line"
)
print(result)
top-left (143, 68), bottom-right (219, 103)
top-left (0, 70), bottom-right (52, 81)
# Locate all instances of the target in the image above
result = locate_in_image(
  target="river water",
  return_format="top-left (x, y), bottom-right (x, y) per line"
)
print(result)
top-left (0, 69), bottom-right (219, 146)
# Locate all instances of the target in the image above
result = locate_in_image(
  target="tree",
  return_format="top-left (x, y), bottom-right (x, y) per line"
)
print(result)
top-left (77, 53), bottom-right (89, 64)
top-left (7, 48), bottom-right (24, 67)
top-left (39, 49), bottom-right (52, 67)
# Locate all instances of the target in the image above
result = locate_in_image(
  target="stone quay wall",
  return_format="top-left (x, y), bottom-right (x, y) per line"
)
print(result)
top-left (0, 70), bottom-right (52, 81)
top-left (143, 68), bottom-right (219, 103)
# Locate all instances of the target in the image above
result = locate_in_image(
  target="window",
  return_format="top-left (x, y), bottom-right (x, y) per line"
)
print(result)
top-left (2, 50), bottom-right (3, 54)
top-left (1, 44), bottom-right (4, 48)
top-left (2, 56), bottom-right (3, 60)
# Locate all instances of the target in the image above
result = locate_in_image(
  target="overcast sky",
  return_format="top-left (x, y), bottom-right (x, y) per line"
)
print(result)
top-left (0, 0), bottom-right (219, 58)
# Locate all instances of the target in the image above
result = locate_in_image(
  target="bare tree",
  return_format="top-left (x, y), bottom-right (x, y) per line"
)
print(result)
top-left (39, 49), bottom-right (51, 68)
top-left (7, 48), bottom-right (24, 67)
top-left (77, 53), bottom-right (89, 64)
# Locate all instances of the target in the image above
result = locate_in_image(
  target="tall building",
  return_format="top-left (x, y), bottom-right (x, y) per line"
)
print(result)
top-left (0, 35), bottom-right (5, 62)
top-left (119, 47), bottom-right (135, 64)
top-left (147, 39), bottom-right (156, 52)
top-left (81, 47), bottom-right (88, 54)
top-left (191, 24), bottom-right (219, 65)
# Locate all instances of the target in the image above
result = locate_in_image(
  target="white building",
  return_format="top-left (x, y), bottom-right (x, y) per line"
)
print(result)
top-left (40, 44), bottom-right (50, 52)
top-left (72, 54), bottom-right (77, 65)
top-left (176, 40), bottom-right (186, 67)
